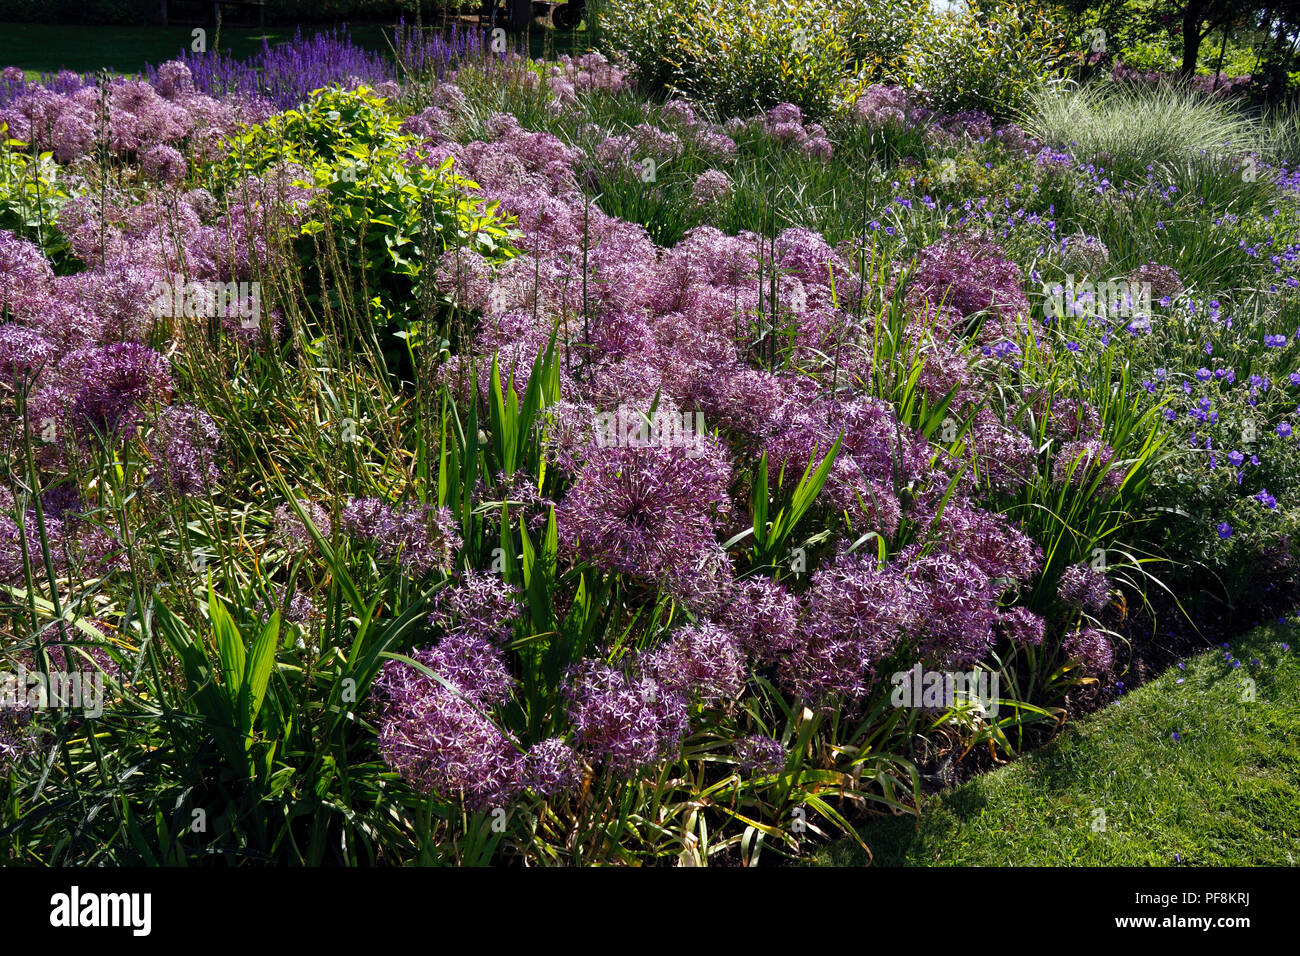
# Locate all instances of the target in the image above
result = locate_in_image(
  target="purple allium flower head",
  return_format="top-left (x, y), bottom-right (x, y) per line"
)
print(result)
top-left (998, 606), bottom-right (1046, 646)
top-left (372, 644), bottom-right (522, 808)
top-left (1062, 626), bottom-right (1114, 675)
top-left (140, 144), bottom-right (186, 184)
top-left (557, 442), bottom-right (730, 599)
top-left (147, 404), bottom-right (219, 497)
top-left (60, 342), bottom-right (172, 437)
top-left (273, 500), bottom-right (332, 553)
top-left (786, 553), bottom-right (915, 701)
top-left (1057, 562), bottom-right (1111, 614)
top-left (429, 569), bottom-right (522, 644)
top-left (342, 497), bottom-right (462, 575)
top-left (691, 169), bottom-right (732, 206)
top-left (734, 735), bottom-right (786, 774)
top-left (563, 659), bottom-right (688, 772)
top-left (640, 623), bottom-right (745, 704)
top-left (721, 576), bottom-right (801, 664)
top-left (520, 737), bottom-right (583, 796)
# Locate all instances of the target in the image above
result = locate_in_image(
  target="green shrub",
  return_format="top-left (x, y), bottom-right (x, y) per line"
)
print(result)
top-left (602, 0), bottom-right (879, 118)
top-left (899, 0), bottom-right (1069, 116)
top-left (221, 85), bottom-right (519, 333)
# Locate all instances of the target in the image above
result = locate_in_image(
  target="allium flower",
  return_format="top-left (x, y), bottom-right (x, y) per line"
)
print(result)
top-left (520, 737), bottom-right (583, 796)
top-left (787, 553), bottom-right (916, 701)
top-left (1127, 262), bottom-right (1183, 300)
top-left (734, 735), bottom-right (786, 774)
top-left (557, 442), bottom-right (731, 596)
top-left (259, 585), bottom-right (317, 627)
top-left (563, 659), bottom-right (689, 772)
top-left (903, 548), bottom-right (1002, 668)
top-left (1053, 440), bottom-right (1123, 490)
top-left (640, 623), bottom-right (746, 704)
top-left (1057, 562), bottom-right (1110, 614)
top-left (907, 235), bottom-right (1028, 323)
top-left (342, 497), bottom-right (462, 575)
top-left (140, 144), bottom-right (186, 184)
top-left (1059, 233), bottom-right (1111, 275)
top-left (147, 404), bottom-right (220, 496)
top-left (428, 569), bottom-right (522, 644)
top-left (998, 606), bottom-right (1045, 646)
top-left (721, 576), bottom-right (801, 664)
top-left (1062, 627), bottom-right (1114, 675)
top-left (61, 343), bottom-right (172, 437)
top-left (851, 84), bottom-right (913, 128)
top-left (372, 650), bottom-right (522, 807)
top-left (0, 325), bottom-right (55, 382)
top-left (691, 169), bottom-right (732, 206)
top-left (273, 500), bottom-right (332, 552)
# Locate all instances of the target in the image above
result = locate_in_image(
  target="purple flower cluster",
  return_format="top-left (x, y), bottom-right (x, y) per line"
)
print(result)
top-left (341, 498), bottom-right (462, 575)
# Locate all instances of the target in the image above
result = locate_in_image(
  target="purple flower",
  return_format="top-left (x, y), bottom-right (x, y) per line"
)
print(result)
top-left (1217, 522), bottom-right (1234, 539)
top-left (428, 570), bottom-right (522, 644)
top-left (1062, 627), bottom-right (1114, 675)
top-left (734, 735), bottom-right (786, 774)
top-left (147, 404), bottom-right (220, 496)
top-left (342, 497), bottom-right (462, 575)
top-left (1057, 562), bottom-right (1110, 614)
top-left (563, 659), bottom-right (688, 772)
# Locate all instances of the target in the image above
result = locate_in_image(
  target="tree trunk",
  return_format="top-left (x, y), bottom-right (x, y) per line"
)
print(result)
top-left (1181, 0), bottom-right (1206, 76)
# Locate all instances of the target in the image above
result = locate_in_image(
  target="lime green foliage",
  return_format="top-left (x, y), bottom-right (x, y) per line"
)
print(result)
top-left (813, 623), bottom-right (1300, 865)
top-left (602, 0), bottom-right (927, 118)
top-left (222, 85), bottom-right (519, 328)
top-left (901, 1), bottom-right (1069, 116)
top-left (0, 138), bottom-right (76, 266)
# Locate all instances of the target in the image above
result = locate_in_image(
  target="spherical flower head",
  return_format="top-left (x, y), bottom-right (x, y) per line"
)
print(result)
top-left (374, 678), bottom-right (522, 808)
top-left (691, 169), bottom-right (732, 206)
top-left (152, 60), bottom-right (194, 100)
top-left (1062, 626), bottom-right (1114, 675)
top-left (1127, 262), bottom-right (1183, 300)
top-left (556, 441), bottom-right (731, 595)
top-left (640, 623), bottom-right (745, 704)
top-left (1059, 232), bottom-right (1111, 275)
top-left (562, 659), bottom-right (688, 772)
top-left (1052, 440), bottom-right (1123, 490)
top-left (148, 403), bottom-right (220, 497)
top-left (1057, 562), bottom-right (1111, 614)
top-left (342, 497), bottom-right (462, 575)
top-left (428, 569), bottom-right (522, 644)
top-left (721, 576), bottom-right (801, 664)
top-left (998, 606), bottom-right (1046, 647)
top-left (140, 144), bottom-right (187, 185)
top-left (63, 343), bottom-right (172, 438)
top-left (734, 735), bottom-right (786, 774)
top-left (786, 553), bottom-right (916, 701)
top-left (273, 500), bottom-right (332, 553)
top-left (0, 324), bottom-right (55, 383)
top-left (520, 737), bottom-right (583, 796)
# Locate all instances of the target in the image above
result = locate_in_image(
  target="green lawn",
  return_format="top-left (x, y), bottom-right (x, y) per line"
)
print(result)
top-left (813, 623), bottom-right (1300, 866)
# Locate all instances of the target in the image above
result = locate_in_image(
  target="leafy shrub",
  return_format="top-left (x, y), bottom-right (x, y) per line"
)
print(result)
top-left (899, 0), bottom-right (1069, 116)
top-left (602, 0), bottom-right (873, 118)
top-left (222, 85), bottom-right (519, 331)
